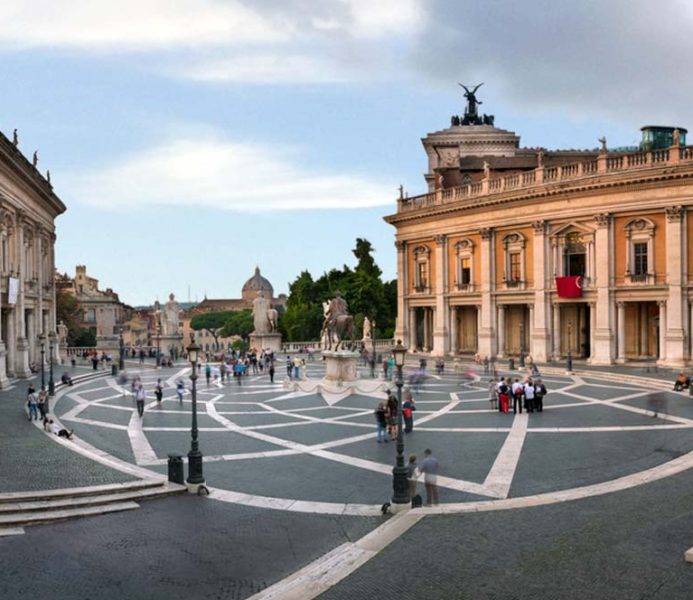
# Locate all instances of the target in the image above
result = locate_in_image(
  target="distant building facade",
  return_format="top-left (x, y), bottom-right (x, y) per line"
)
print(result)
top-left (55, 265), bottom-right (131, 341)
top-left (181, 267), bottom-right (286, 351)
top-left (0, 130), bottom-right (66, 385)
top-left (386, 93), bottom-right (693, 367)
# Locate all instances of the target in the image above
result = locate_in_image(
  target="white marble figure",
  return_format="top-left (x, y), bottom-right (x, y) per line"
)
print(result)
top-left (161, 293), bottom-right (181, 336)
top-left (57, 320), bottom-right (68, 343)
top-left (253, 292), bottom-right (271, 335)
top-left (362, 316), bottom-right (371, 340)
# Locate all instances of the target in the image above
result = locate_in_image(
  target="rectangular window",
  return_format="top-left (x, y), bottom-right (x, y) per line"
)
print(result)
top-left (417, 262), bottom-right (428, 289)
top-left (633, 243), bottom-right (648, 276)
top-left (460, 257), bottom-right (471, 285)
top-left (509, 253), bottom-right (521, 281)
top-left (86, 309), bottom-right (96, 322)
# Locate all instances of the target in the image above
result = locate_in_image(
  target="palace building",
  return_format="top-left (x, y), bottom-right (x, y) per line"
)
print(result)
top-left (385, 90), bottom-right (693, 367)
top-left (0, 130), bottom-right (66, 386)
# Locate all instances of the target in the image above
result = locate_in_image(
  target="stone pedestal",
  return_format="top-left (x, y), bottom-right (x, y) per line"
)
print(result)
top-left (159, 335), bottom-right (184, 358)
top-left (96, 335), bottom-right (119, 357)
top-left (15, 337), bottom-right (31, 378)
top-left (250, 333), bottom-right (282, 354)
top-left (323, 350), bottom-right (359, 383)
top-left (0, 342), bottom-right (9, 388)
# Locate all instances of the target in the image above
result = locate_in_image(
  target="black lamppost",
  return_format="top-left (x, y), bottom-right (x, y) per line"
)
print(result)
top-left (566, 321), bottom-right (573, 372)
top-left (155, 323), bottom-right (161, 369)
top-left (38, 333), bottom-right (46, 391)
top-left (186, 336), bottom-right (205, 492)
top-left (519, 320), bottom-right (525, 368)
top-left (118, 327), bottom-right (125, 371)
top-left (391, 340), bottom-right (409, 510)
top-left (48, 332), bottom-right (55, 396)
top-left (370, 319), bottom-right (377, 379)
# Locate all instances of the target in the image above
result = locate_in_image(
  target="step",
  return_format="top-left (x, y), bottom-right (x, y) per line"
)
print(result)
top-left (0, 483), bottom-right (184, 514)
top-left (0, 501), bottom-right (140, 527)
top-left (0, 478), bottom-right (166, 504)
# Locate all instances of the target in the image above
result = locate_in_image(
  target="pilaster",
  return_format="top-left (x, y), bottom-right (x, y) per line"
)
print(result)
top-left (664, 206), bottom-right (686, 366)
top-left (432, 235), bottom-right (447, 356)
top-left (591, 213), bottom-right (615, 364)
top-left (478, 227), bottom-right (495, 358)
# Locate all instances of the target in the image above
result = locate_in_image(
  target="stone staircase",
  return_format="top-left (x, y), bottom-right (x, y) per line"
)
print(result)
top-left (0, 478), bottom-right (185, 535)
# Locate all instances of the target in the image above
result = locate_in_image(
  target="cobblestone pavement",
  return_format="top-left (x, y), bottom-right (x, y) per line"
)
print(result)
top-left (0, 365), bottom-right (135, 492)
top-left (3, 357), bottom-right (693, 598)
top-left (0, 495), bottom-right (379, 600)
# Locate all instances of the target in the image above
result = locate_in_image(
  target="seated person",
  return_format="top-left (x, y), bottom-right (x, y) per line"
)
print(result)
top-left (674, 372), bottom-right (690, 391)
top-left (29, 361), bottom-right (39, 374)
top-left (47, 419), bottom-right (74, 440)
top-left (61, 372), bottom-right (73, 386)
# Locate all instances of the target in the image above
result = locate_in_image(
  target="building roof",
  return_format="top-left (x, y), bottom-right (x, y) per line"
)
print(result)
top-left (242, 267), bottom-right (273, 295)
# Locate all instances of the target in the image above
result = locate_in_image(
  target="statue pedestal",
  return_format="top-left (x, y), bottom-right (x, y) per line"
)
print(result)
top-left (250, 333), bottom-right (282, 354)
top-left (159, 335), bottom-right (184, 358)
top-left (322, 350), bottom-right (359, 383)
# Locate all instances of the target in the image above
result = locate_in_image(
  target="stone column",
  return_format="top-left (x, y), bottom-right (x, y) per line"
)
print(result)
top-left (497, 304), bottom-right (506, 358)
top-left (6, 309), bottom-right (15, 378)
top-left (664, 206), bottom-right (686, 366)
top-left (408, 308), bottom-right (417, 352)
top-left (422, 308), bottom-right (430, 352)
top-left (432, 235), bottom-right (447, 356)
top-left (476, 305), bottom-right (482, 354)
top-left (616, 302), bottom-right (626, 363)
top-left (658, 301), bottom-right (667, 364)
top-left (528, 304), bottom-right (535, 360)
top-left (394, 241), bottom-right (407, 347)
top-left (531, 220), bottom-right (550, 361)
top-left (0, 304), bottom-right (7, 388)
top-left (589, 302), bottom-right (596, 362)
top-left (449, 306), bottom-right (458, 355)
top-left (478, 228), bottom-right (495, 357)
top-left (14, 222), bottom-right (30, 377)
top-left (591, 213), bottom-right (615, 364)
top-left (552, 303), bottom-right (561, 359)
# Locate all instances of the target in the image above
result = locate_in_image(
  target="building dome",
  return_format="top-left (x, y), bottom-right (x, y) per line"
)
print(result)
top-left (241, 267), bottom-right (274, 303)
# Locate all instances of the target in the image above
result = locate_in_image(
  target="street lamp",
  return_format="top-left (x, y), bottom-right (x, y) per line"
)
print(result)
top-left (119, 327), bottom-right (125, 371)
top-left (519, 320), bottom-right (525, 368)
top-left (186, 335), bottom-right (205, 492)
top-left (566, 321), bottom-right (573, 372)
top-left (156, 323), bottom-right (161, 369)
top-left (370, 319), bottom-right (377, 379)
top-left (38, 333), bottom-right (46, 391)
top-left (48, 331), bottom-right (56, 396)
top-left (391, 339), bottom-right (409, 510)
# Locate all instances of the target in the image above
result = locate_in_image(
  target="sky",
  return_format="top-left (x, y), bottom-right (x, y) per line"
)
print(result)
top-left (1, 0), bottom-right (692, 306)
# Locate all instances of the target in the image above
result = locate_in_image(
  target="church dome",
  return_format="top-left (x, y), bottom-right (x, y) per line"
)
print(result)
top-left (242, 267), bottom-right (274, 302)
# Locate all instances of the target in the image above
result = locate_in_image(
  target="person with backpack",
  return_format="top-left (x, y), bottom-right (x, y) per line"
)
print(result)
top-left (534, 378), bottom-right (547, 412)
top-left (511, 378), bottom-right (524, 414)
top-left (176, 380), bottom-right (185, 403)
top-left (524, 378), bottom-right (536, 413)
top-left (497, 378), bottom-right (510, 413)
top-left (402, 389), bottom-right (416, 433)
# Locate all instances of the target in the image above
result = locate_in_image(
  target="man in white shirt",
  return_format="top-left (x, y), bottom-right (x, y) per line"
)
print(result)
top-left (511, 379), bottom-right (524, 414)
top-left (524, 380), bottom-right (536, 413)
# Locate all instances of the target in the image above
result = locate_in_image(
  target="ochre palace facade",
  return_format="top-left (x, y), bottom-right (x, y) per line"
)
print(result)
top-left (385, 100), bottom-right (693, 367)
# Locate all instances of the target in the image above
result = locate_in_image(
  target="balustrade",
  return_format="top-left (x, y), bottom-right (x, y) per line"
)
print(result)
top-left (398, 145), bottom-right (693, 213)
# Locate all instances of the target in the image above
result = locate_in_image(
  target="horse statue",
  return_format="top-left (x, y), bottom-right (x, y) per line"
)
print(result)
top-left (320, 293), bottom-right (355, 351)
top-left (267, 308), bottom-right (278, 333)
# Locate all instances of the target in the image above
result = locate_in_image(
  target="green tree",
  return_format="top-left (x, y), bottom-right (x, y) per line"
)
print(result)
top-left (74, 328), bottom-right (97, 347)
top-left (190, 311), bottom-right (235, 349)
top-left (56, 292), bottom-right (83, 346)
top-left (220, 309), bottom-right (254, 341)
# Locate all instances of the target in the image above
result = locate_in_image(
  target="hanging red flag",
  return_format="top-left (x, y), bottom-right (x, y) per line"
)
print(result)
top-left (555, 276), bottom-right (583, 298)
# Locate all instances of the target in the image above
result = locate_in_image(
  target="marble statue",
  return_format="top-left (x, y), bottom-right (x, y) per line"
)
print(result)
top-left (253, 292), bottom-right (272, 334)
top-left (362, 316), bottom-right (371, 340)
top-left (161, 293), bottom-right (181, 336)
top-left (57, 320), bottom-right (68, 343)
top-left (321, 292), bottom-right (354, 351)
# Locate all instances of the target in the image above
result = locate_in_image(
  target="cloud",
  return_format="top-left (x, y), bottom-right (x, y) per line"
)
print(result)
top-left (61, 135), bottom-right (394, 212)
top-left (409, 0), bottom-right (693, 123)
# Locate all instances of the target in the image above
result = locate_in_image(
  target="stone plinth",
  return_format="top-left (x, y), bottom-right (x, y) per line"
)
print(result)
top-left (322, 350), bottom-right (359, 383)
top-left (159, 335), bottom-right (184, 357)
top-left (250, 333), bottom-right (282, 354)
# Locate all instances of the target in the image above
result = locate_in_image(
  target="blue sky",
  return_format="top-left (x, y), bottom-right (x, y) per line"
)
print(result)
top-left (1, 0), bottom-right (691, 305)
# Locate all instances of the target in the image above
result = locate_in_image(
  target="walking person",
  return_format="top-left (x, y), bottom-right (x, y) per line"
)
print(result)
top-left (205, 363), bottom-right (211, 386)
top-left (407, 454), bottom-right (418, 500)
top-left (286, 356), bottom-right (293, 380)
top-left (374, 402), bottom-right (388, 443)
top-left (37, 388), bottom-right (48, 420)
top-left (176, 379), bottom-right (185, 403)
top-left (386, 390), bottom-right (398, 441)
top-left (269, 361), bottom-right (275, 383)
top-left (534, 378), bottom-right (547, 412)
top-left (524, 378), bottom-right (536, 413)
top-left (417, 448), bottom-right (440, 506)
top-left (488, 378), bottom-right (498, 410)
top-left (511, 378), bottom-right (524, 414)
top-left (402, 389), bottom-right (416, 433)
top-left (155, 378), bottom-right (163, 405)
top-left (26, 385), bottom-right (39, 421)
top-left (135, 384), bottom-right (146, 417)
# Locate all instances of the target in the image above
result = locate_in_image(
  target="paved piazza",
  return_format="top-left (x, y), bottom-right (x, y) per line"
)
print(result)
top-left (51, 360), bottom-right (693, 515)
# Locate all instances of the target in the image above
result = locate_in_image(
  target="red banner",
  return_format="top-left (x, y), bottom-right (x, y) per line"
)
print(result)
top-left (555, 276), bottom-right (583, 298)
